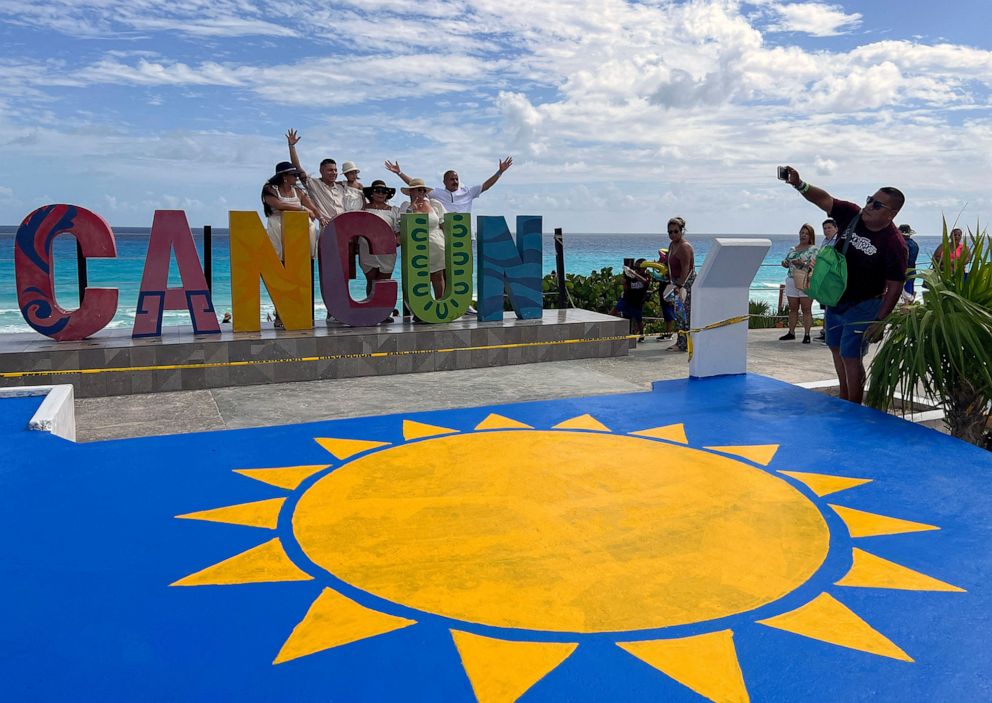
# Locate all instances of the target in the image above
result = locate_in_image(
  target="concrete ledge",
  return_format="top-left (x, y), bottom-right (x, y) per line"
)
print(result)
top-left (0, 385), bottom-right (76, 441)
top-left (0, 309), bottom-right (629, 398)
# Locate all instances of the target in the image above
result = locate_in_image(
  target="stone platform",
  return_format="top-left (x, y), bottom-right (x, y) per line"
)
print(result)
top-left (0, 309), bottom-right (629, 398)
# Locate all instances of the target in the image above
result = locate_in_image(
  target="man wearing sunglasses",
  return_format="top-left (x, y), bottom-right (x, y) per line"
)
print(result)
top-left (780, 166), bottom-right (908, 405)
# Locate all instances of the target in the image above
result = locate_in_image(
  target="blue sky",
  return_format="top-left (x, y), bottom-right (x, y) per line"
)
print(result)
top-left (1, 0), bottom-right (990, 234)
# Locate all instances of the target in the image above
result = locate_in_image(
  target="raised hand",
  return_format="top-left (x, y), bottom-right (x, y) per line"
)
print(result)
top-left (783, 166), bottom-right (801, 187)
top-left (498, 156), bottom-right (513, 172)
top-left (384, 160), bottom-right (401, 174)
top-left (286, 129), bottom-right (301, 146)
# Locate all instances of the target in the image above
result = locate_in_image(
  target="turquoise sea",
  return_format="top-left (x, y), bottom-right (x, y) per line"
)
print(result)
top-left (0, 227), bottom-right (938, 334)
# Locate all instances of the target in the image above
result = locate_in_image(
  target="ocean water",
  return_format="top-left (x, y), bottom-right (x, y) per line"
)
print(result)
top-left (0, 227), bottom-right (938, 334)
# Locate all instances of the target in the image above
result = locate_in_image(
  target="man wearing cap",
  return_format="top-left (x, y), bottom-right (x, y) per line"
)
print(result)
top-left (286, 129), bottom-right (347, 220)
top-left (898, 224), bottom-right (920, 303)
top-left (781, 166), bottom-right (908, 405)
top-left (384, 157), bottom-right (513, 214)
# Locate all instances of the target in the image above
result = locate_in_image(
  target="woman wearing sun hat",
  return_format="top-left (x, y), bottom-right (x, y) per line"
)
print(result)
top-left (359, 179), bottom-right (402, 300)
top-left (261, 161), bottom-right (322, 260)
top-left (402, 177), bottom-right (448, 297)
top-left (340, 161), bottom-right (366, 212)
top-left (261, 161), bottom-right (323, 328)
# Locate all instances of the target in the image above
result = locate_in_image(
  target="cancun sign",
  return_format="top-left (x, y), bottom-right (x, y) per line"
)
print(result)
top-left (14, 204), bottom-right (544, 342)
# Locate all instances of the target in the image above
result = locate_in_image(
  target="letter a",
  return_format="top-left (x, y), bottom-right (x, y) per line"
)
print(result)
top-left (132, 210), bottom-right (220, 337)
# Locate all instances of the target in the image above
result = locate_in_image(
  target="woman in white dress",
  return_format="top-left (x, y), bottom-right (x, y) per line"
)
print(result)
top-left (359, 179), bottom-right (401, 300)
top-left (340, 161), bottom-right (366, 212)
top-left (261, 161), bottom-right (322, 260)
top-left (401, 177), bottom-right (447, 297)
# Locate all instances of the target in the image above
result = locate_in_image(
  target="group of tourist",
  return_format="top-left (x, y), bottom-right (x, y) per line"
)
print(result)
top-left (261, 128), bottom-right (941, 407)
top-left (261, 129), bottom-right (513, 314)
top-left (779, 215), bottom-right (967, 345)
top-left (615, 216), bottom-right (695, 352)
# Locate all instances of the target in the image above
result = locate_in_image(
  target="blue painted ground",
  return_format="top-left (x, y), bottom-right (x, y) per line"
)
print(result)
top-left (1, 375), bottom-right (990, 702)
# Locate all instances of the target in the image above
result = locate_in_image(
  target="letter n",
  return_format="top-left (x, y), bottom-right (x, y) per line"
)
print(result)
top-left (476, 215), bottom-right (543, 321)
top-left (229, 211), bottom-right (312, 332)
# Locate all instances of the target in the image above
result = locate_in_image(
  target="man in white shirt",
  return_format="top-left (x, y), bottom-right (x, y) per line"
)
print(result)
top-left (286, 129), bottom-right (346, 221)
top-left (385, 157), bottom-right (513, 213)
top-left (385, 157), bottom-right (513, 315)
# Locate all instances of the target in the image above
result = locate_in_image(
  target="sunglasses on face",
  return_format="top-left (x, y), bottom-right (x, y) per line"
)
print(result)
top-left (372, 187), bottom-right (389, 194)
top-left (865, 196), bottom-right (894, 211)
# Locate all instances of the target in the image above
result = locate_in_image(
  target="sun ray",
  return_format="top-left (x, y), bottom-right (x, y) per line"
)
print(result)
top-left (315, 437), bottom-right (390, 460)
top-left (757, 592), bottom-right (913, 662)
top-left (630, 423), bottom-right (689, 444)
top-left (836, 548), bottom-right (965, 592)
top-left (233, 465), bottom-right (329, 490)
top-left (829, 504), bottom-right (939, 538)
top-left (176, 498), bottom-right (284, 529)
top-left (618, 630), bottom-right (749, 703)
top-left (475, 413), bottom-right (534, 431)
top-left (171, 538), bottom-right (312, 587)
top-left (777, 471), bottom-right (872, 497)
top-left (451, 630), bottom-right (577, 703)
top-left (702, 444), bottom-right (778, 466)
top-left (403, 419), bottom-right (459, 440)
top-left (273, 588), bottom-right (416, 665)
top-left (552, 414), bottom-right (611, 432)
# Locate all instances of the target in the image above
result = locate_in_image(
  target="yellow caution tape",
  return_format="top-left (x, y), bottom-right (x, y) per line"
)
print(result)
top-left (0, 335), bottom-right (639, 379)
top-left (679, 315), bottom-right (751, 362)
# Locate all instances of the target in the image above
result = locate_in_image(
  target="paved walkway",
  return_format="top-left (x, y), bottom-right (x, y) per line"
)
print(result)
top-left (74, 329), bottom-right (846, 441)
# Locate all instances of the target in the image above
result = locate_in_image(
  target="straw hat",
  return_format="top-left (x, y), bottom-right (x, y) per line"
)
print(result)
top-left (340, 161), bottom-right (360, 175)
top-left (401, 177), bottom-right (433, 196)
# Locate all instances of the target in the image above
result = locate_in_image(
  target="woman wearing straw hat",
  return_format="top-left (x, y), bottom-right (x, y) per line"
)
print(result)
top-left (340, 161), bottom-right (366, 212)
top-left (359, 179), bottom-right (402, 302)
top-left (402, 177), bottom-right (448, 297)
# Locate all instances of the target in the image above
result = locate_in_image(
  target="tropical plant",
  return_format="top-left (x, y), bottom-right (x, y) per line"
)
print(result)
top-left (748, 299), bottom-right (777, 329)
top-left (866, 219), bottom-right (992, 449)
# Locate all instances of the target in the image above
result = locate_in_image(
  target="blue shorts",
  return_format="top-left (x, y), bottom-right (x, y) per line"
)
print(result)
top-left (622, 307), bottom-right (644, 323)
top-left (825, 297), bottom-right (882, 359)
top-left (660, 301), bottom-right (676, 322)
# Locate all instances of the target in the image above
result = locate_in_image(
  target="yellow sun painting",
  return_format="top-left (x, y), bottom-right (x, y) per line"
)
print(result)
top-left (171, 413), bottom-right (964, 703)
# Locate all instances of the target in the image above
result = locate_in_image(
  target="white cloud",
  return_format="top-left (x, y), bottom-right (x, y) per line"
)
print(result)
top-left (1, 0), bottom-right (991, 233)
top-left (763, 2), bottom-right (862, 37)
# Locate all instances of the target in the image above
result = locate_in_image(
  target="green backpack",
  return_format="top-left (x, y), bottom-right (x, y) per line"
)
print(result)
top-left (807, 217), bottom-right (856, 306)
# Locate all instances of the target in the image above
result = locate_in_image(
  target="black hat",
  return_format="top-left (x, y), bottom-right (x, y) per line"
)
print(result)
top-left (273, 161), bottom-right (300, 178)
top-left (363, 179), bottom-right (396, 200)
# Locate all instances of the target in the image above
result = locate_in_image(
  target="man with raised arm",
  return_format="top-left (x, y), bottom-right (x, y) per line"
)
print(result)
top-left (781, 166), bottom-right (908, 405)
top-left (286, 129), bottom-right (346, 222)
top-left (384, 157), bottom-right (513, 213)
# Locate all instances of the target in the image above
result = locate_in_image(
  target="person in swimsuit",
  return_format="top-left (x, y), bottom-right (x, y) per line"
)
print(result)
top-left (666, 217), bottom-right (695, 352)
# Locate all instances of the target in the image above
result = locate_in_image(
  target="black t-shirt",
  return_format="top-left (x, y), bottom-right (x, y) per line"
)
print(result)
top-left (829, 200), bottom-right (908, 305)
top-left (623, 279), bottom-right (649, 308)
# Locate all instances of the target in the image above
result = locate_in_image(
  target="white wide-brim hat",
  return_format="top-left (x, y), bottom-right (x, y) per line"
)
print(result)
top-left (341, 161), bottom-right (360, 174)
top-left (401, 177), bottom-right (433, 195)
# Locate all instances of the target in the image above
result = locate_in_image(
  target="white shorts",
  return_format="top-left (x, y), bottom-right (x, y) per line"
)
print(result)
top-left (357, 237), bottom-right (397, 275)
top-left (784, 276), bottom-right (809, 299)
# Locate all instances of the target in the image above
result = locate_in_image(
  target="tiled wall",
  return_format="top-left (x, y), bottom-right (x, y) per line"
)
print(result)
top-left (0, 311), bottom-right (630, 398)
